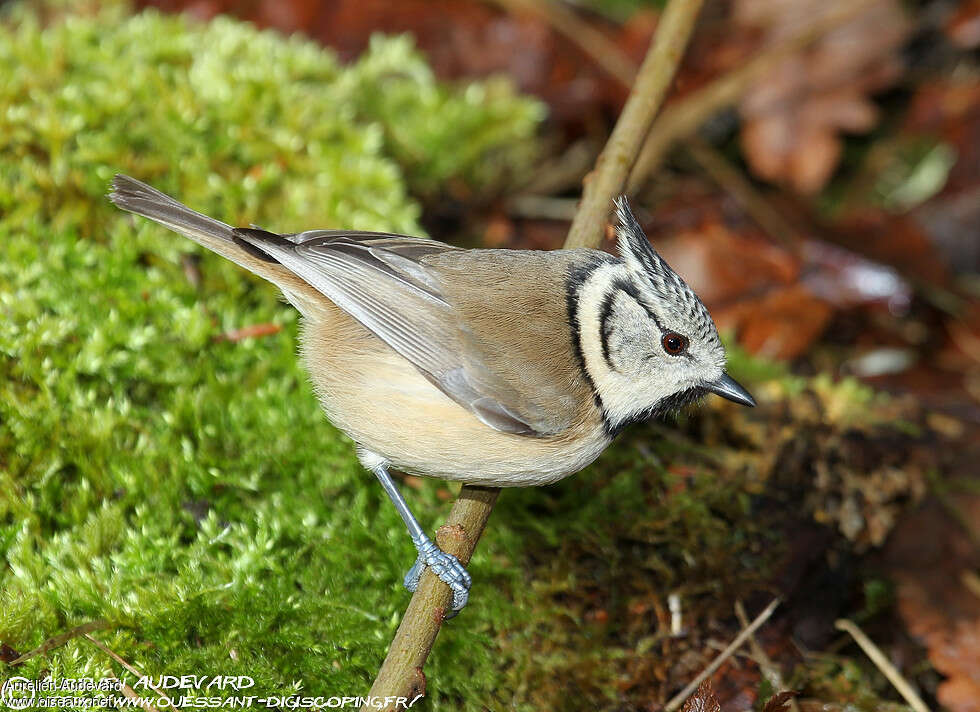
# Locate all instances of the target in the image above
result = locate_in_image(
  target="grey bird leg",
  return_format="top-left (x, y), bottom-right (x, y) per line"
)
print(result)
top-left (371, 465), bottom-right (472, 613)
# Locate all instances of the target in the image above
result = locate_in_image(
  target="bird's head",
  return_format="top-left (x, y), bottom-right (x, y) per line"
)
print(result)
top-left (572, 198), bottom-right (755, 436)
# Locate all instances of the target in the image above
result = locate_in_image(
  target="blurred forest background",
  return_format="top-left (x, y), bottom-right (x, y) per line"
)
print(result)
top-left (1, 0), bottom-right (978, 710)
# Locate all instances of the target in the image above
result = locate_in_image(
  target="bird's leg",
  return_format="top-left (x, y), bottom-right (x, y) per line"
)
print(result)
top-left (371, 465), bottom-right (472, 613)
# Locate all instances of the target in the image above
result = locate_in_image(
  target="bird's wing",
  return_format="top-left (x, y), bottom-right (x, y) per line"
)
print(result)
top-left (233, 228), bottom-right (548, 436)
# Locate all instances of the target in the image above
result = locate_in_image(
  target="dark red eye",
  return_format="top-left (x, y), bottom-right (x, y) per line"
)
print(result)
top-left (661, 332), bottom-right (688, 355)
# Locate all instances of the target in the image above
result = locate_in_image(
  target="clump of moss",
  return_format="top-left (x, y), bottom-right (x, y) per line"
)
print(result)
top-left (0, 1), bottom-right (544, 239)
top-left (342, 34), bottom-right (545, 200)
top-left (0, 0), bottom-right (543, 705)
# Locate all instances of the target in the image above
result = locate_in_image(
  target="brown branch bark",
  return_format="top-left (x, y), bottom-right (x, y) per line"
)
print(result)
top-left (362, 486), bottom-right (499, 711)
top-left (365, 1), bottom-right (709, 706)
top-left (564, 0), bottom-right (706, 250)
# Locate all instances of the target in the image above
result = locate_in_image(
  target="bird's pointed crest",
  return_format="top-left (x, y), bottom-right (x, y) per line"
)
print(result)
top-left (614, 196), bottom-right (686, 294)
top-left (613, 196), bottom-right (715, 340)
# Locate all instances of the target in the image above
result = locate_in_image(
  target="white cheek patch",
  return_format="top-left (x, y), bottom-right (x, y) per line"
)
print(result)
top-left (576, 264), bottom-right (682, 431)
top-left (603, 292), bottom-right (658, 374)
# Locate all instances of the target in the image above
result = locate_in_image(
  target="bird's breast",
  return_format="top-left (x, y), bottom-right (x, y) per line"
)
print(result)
top-left (298, 307), bottom-right (610, 487)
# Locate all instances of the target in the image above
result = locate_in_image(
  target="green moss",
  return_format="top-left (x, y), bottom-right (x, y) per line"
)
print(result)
top-left (342, 34), bottom-right (545, 199)
top-left (0, 1), bottom-right (544, 240)
top-left (0, 1), bottom-right (543, 705)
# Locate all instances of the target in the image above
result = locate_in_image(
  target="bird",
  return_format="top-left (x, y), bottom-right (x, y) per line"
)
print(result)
top-left (108, 174), bottom-right (755, 614)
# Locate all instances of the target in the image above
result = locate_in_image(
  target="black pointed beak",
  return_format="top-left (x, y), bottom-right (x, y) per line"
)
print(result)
top-left (706, 373), bottom-right (756, 407)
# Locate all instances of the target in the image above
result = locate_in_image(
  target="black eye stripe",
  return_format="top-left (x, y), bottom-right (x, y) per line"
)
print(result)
top-left (598, 287), bottom-right (618, 369)
top-left (599, 278), bottom-right (695, 365)
top-left (599, 279), bottom-right (658, 370)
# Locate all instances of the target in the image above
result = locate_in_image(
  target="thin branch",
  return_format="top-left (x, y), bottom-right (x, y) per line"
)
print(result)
top-left (83, 634), bottom-right (146, 681)
top-left (363, 486), bottom-right (499, 711)
top-left (627, 0), bottom-right (879, 194)
top-left (834, 619), bottom-right (931, 712)
top-left (84, 633), bottom-right (175, 710)
top-left (564, 0), bottom-right (707, 249)
top-left (664, 598), bottom-right (781, 712)
top-left (4, 620), bottom-right (110, 666)
top-left (488, 0), bottom-right (637, 87)
top-left (735, 600), bottom-right (799, 712)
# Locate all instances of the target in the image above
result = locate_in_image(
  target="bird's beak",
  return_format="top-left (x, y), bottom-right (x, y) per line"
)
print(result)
top-left (706, 373), bottom-right (756, 407)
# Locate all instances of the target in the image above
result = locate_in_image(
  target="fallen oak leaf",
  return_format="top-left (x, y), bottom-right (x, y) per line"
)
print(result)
top-left (884, 496), bottom-right (980, 712)
top-left (736, 0), bottom-right (911, 194)
top-left (946, 0), bottom-right (980, 49)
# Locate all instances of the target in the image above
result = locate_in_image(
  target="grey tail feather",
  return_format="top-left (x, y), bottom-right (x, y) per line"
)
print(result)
top-left (108, 174), bottom-right (237, 245)
top-left (231, 227), bottom-right (291, 263)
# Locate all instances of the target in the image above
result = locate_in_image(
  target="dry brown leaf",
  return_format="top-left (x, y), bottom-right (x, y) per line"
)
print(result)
top-left (681, 679), bottom-right (722, 712)
top-left (736, 0), bottom-right (911, 193)
top-left (884, 496), bottom-right (980, 712)
top-left (0, 643), bottom-right (21, 663)
top-left (946, 0), bottom-right (980, 49)
top-left (719, 284), bottom-right (833, 360)
top-left (762, 690), bottom-right (797, 712)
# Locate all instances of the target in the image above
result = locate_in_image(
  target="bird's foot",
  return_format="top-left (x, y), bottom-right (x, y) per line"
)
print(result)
top-left (404, 536), bottom-right (472, 615)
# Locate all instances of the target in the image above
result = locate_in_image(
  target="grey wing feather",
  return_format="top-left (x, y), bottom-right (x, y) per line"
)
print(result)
top-left (234, 230), bottom-right (543, 436)
top-left (109, 175), bottom-right (541, 434)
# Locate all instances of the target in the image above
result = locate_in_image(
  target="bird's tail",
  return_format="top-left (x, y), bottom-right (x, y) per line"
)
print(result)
top-left (108, 174), bottom-right (290, 283)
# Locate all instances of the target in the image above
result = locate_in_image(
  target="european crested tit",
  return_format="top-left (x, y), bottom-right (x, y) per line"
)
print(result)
top-left (109, 175), bottom-right (755, 612)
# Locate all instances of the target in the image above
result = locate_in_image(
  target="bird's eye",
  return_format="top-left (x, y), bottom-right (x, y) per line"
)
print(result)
top-left (661, 332), bottom-right (688, 356)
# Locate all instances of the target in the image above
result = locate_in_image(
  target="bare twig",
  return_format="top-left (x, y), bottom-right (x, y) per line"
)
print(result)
top-left (565, 0), bottom-right (707, 249)
top-left (735, 601), bottom-right (799, 712)
top-left (487, 0), bottom-right (637, 87)
top-left (664, 598), bottom-right (781, 712)
top-left (627, 0), bottom-right (879, 194)
top-left (363, 486), bottom-right (499, 711)
top-left (84, 634), bottom-right (174, 710)
top-left (83, 633), bottom-right (175, 706)
top-left (684, 137), bottom-right (802, 255)
top-left (834, 619), bottom-right (931, 712)
top-left (4, 620), bottom-right (110, 666)
top-left (83, 634), bottom-right (145, 680)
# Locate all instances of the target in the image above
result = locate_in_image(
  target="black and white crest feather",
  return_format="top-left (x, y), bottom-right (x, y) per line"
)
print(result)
top-left (613, 197), bottom-right (715, 343)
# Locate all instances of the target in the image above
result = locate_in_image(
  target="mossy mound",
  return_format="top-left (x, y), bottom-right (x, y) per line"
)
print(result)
top-left (0, 1), bottom-right (543, 706)
top-left (0, 1), bottom-right (544, 239)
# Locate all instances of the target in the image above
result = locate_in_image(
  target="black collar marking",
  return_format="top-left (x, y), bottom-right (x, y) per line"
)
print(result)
top-left (566, 256), bottom-right (622, 438)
